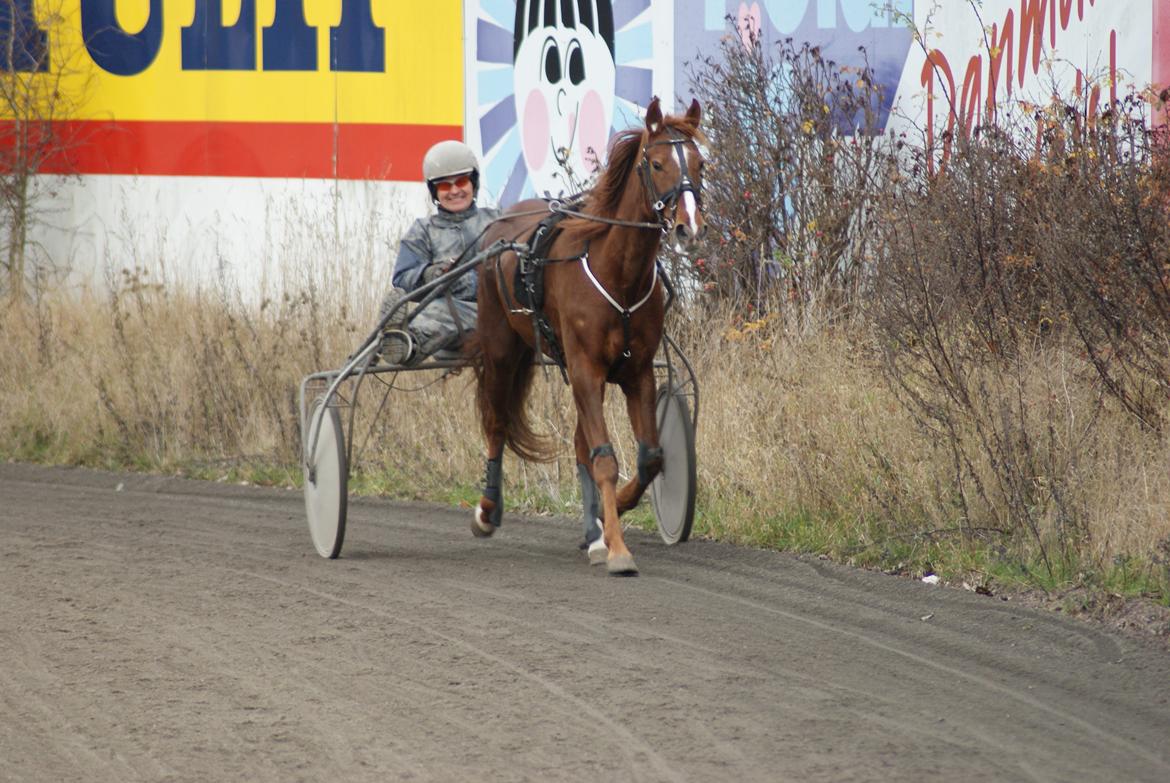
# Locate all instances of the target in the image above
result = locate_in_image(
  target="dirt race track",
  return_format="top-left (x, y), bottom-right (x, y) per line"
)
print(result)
top-left (1, 462), bottom-right (1168, 782)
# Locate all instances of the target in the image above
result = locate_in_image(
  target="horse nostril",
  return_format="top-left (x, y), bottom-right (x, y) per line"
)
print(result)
top-left (674, 223), bottom-right (693, 242)
top-left (695, 223), bottom-right (709, 241)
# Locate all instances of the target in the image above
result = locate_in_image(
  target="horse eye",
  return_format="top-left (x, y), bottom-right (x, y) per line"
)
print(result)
top-left (567, 44), bottom-right (585, 85)
top-left (652, 160), bottom-right (663, 171)
top-left (543, 41), bottom-right (561, 83)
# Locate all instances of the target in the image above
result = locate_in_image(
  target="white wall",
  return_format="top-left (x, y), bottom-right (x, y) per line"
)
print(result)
top-left (31, 174), bottom-right (430, 303)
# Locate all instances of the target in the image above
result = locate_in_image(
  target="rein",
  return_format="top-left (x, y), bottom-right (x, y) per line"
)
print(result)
top-left (547, 202), bottom-right (664, 231)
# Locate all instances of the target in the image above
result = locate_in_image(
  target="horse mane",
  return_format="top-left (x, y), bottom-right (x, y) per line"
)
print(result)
top-left (560, 113), bottom-right (701, 243)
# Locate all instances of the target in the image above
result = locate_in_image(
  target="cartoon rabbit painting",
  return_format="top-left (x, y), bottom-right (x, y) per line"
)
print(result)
top-left (512, 0), bottom-right (618, 196)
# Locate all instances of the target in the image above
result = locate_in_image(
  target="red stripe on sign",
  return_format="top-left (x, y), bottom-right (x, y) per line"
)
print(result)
top-left (7, 120), bottom-right (462, 181)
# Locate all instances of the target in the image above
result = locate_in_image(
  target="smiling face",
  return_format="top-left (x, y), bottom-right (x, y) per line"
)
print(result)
top-left (513, 0), bottom-right (616, 197)
top-left (431, 173), bottom-right (475, 213)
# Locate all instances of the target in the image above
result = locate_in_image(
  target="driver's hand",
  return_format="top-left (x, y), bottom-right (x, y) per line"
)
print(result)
top-left (422, 259), bottom-right (454, 284)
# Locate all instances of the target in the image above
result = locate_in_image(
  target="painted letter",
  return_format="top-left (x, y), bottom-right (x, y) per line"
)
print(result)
top-left (81, 0), bottom-right (163, 76)
top-left (986, 12), bottom-right (1015, 112)
top-left (817, 0), bottom-right (835, 28)
top-left (331, 0), bottom-right (384, 72)
top-left (921, 49), bottom-right (956, 173)
top-left (0, 0), bottom-right (47, 72)
top-left (182, 0), bottom-right (257, 70)
top-left (760, 0), bottom-right (810, 35)
top-left (264, 0), bottom-right (316, 70)
top-left (959, 55), bottom-right (982, 130)
top-left (1018, 0), bottom-right (1055, 87)
top-left (840, 0), bottom-right (872, 32)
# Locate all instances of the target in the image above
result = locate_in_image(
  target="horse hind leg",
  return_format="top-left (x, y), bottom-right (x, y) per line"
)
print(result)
top-left (472, 329), bottom-right (533, 538)
top-left (473, 356), bottom-right (512, 537)
top-left (473, 455), bottom-right (502, 537)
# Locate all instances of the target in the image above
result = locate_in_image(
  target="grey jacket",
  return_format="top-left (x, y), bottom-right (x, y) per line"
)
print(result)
top-left (391, 203), bottom-right (501, 300)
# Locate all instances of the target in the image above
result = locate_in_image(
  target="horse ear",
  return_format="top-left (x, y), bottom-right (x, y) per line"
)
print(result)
top-left (645, 97), bottom-right (663, 134)
top-left (686, 98), bottom-right (702, 128)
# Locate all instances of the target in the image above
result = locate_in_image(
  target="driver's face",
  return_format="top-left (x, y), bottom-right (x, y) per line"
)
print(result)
top-left (433, 174), bottom-right (475, 212)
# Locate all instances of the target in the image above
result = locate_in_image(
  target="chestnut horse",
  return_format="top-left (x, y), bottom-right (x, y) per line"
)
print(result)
top-left (471, 97), bottom-right (706, 575)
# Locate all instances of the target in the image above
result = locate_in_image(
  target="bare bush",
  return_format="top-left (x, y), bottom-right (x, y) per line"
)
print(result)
top-left (1030, 96), bottom-right (1170, 431)
top-left (870, 88), bottom-right (1170, 578)
top-left (687, 30), bottom-right (887, 326)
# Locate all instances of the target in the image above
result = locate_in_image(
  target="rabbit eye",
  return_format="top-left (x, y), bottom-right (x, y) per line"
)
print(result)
top-left (542, 38), bottom-right (561, 83)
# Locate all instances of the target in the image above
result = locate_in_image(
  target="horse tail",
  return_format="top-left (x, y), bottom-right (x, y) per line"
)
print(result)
top-left (468, 337), bottom-right (555, 464)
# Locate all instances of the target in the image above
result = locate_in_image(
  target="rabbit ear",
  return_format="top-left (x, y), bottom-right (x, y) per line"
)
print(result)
top-left (645, 96), bottom-right (663, 134)
top-left (686, 99), bottom-right (702, 128)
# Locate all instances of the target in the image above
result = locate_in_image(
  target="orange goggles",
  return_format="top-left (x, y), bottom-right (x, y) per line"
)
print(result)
top-left (434, 175), bottom-right (472, 193)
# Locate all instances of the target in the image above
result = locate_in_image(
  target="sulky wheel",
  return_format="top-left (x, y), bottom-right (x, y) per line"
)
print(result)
top-left (303, 396), bottom-right (348, 558)
top-left (650, 385), bottom-right (696, 545)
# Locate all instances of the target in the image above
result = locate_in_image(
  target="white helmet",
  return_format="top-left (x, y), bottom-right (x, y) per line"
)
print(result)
top-left (423, 140), bottom-right (480, 201)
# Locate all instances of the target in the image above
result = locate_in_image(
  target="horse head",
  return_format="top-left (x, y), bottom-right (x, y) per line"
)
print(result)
top-left (639, 97), bottom-right (707, 250)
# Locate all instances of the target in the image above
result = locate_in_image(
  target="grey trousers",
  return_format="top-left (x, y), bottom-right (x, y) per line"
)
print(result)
top-left (410, 295), bottom-right (478, 357)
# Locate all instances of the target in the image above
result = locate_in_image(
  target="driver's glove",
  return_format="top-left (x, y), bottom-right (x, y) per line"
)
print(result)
top-left (422, 259), bottom-right (454, 284)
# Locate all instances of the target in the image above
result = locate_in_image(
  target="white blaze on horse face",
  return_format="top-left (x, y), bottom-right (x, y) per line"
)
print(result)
top-left (680, 191), bottom-right (699, 235)
top-left (678, 145), bottom-right (701, 237)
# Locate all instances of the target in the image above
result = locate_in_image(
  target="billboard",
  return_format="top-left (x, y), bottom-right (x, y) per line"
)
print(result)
top-left (463, 0), bottom-right (916, 203)
top-left (0, 1), bottom-right (1166, 291)
top-left (892, 0), bottom-right (1161, 169)
top-left (3, 1), bottom-right (464, 181)
top-left (464, 0), bottom-right (1168, 203)
top-left (5, 2), bottom-right (1164, 190)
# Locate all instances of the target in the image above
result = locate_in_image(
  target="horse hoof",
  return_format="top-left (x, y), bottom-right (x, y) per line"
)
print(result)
top-left (471, 507), bottom-right (495, 538)
top-left (586, 540), bottom-right (608, 566)
top-left (606, 553), bottom-right (639, 576)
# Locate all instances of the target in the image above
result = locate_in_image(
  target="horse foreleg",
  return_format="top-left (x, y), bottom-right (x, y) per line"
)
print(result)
top-left (615, 369), bottom-right (663, 515)
top-left (570, 363), bottom-right (638, 575)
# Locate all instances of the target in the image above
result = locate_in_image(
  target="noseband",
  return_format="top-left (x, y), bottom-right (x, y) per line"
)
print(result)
top-left (638, 130), bottom-right (702, 230)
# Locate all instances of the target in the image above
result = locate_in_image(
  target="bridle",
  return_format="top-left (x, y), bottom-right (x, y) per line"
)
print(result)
top-left (637, 129), bottom-right (703, 230)
top-left (550, 128), bottom-right (703, 233)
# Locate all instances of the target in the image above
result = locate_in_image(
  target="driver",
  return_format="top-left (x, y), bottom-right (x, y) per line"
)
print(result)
top-left (378, 140), bottom-right (501, 365)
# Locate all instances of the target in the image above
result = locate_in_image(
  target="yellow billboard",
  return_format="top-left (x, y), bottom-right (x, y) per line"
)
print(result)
top-left (4, 1), bottom-right (464, 178)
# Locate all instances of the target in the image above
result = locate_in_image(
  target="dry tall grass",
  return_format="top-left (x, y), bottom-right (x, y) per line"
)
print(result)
top-left (3, 275), bottom-right (1168, 596)
top-left (3, 28), bottom-right (1169, 598)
